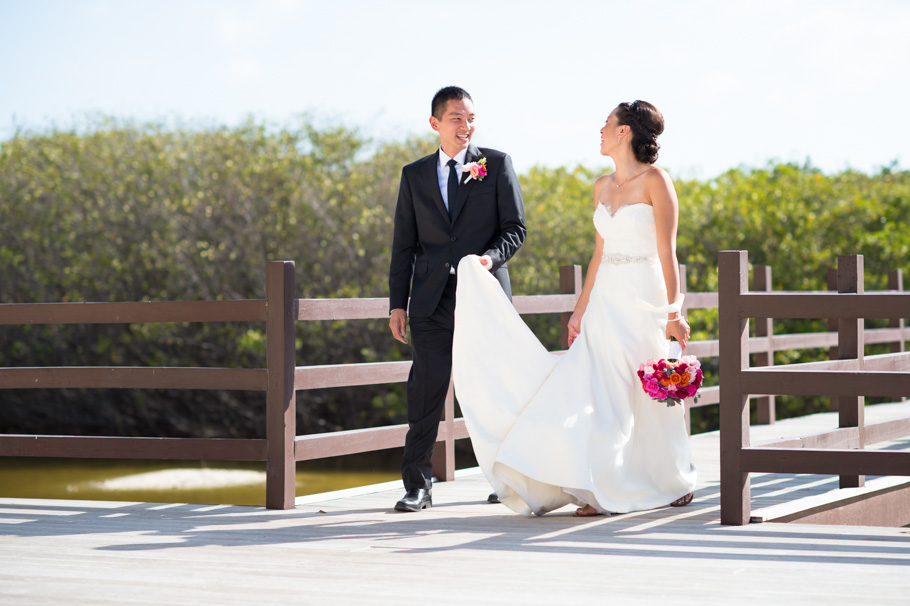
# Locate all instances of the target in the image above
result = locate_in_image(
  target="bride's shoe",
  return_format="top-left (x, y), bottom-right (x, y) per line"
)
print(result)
top-left (574, 504), bottom-right (603, 517)
top-left (669, 492), bottom-right (694, 507)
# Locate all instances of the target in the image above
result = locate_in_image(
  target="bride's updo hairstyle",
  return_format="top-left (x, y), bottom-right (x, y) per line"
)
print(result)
top-left (615, 100), bottom-right (664, 164)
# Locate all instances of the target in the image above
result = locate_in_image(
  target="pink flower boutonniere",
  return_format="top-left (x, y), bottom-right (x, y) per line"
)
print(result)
top-left (462, 157), bottom-right (488, 182)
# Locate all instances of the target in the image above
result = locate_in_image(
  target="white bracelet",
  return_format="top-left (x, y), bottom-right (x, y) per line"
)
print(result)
top-left (667, 316), bottom-right (686, 323)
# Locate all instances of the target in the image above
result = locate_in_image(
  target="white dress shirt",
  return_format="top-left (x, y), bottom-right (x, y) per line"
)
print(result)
top-left (437, 148), bottom-right (468, 212)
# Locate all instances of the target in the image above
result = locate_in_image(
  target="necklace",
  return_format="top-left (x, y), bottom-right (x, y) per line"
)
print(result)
top-left (614, 168), bottom-right (647, 188)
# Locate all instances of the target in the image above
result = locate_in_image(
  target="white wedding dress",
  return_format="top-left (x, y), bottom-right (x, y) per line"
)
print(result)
top-left (453, 202), bottom-right (697, 516)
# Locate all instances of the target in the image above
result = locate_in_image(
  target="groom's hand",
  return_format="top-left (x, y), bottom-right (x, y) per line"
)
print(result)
top-left (478, 255), bottom-right (493, 270)
top-left (389, 308), bottom-right (408, 344)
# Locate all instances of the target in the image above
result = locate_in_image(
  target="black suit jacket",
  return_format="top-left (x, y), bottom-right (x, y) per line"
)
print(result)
top-left (389, 144), bottom-right (526, 318)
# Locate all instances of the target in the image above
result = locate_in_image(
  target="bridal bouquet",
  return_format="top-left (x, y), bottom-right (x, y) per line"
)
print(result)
top-left (637, 346), bottom-right (703, 407)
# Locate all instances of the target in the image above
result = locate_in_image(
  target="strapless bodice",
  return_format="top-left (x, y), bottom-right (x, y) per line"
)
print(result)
top-left (593, 203), bottom-right (658, 258)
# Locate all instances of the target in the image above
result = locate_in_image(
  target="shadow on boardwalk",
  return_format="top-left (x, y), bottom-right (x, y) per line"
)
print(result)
top-left (2, 409), bottom-right (910, 605)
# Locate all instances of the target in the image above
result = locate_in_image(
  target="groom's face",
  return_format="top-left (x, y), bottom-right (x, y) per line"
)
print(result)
top-left (430, 98), bottom-right (476, 158)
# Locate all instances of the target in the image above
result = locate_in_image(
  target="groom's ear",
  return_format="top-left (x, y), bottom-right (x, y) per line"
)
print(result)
top-left (429, 116), bottom-right (440, 132)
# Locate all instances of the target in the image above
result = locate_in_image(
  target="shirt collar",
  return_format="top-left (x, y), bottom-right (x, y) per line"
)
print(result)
top-left (439, 147), bottom-right (468, 168)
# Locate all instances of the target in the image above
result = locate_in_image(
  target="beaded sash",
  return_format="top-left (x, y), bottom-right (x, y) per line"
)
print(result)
top-left (601, 252), bottom-right (657, 265)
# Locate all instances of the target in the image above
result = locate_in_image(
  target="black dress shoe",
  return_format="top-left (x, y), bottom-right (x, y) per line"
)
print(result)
top-left (487, 493), bottom-right (500, 504)
top-left (394, 488), bottom-right (432, 512)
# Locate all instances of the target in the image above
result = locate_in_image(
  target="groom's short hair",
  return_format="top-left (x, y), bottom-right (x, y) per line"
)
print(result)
top-left (431, 86), bottom-right (472, 120)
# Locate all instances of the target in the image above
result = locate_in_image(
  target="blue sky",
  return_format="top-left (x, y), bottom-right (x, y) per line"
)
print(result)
top-left (1, 0), bottom-right (909, 179)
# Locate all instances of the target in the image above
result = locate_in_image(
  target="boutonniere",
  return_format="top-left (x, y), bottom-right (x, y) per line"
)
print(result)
top-left (462, 157), bottom-right (487, 182)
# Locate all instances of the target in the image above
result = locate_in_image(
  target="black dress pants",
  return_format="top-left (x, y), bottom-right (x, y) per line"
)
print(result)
top-left (401, 274), bottom-right (457, 491)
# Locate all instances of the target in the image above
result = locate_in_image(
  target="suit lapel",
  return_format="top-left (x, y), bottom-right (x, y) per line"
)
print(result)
top-left (421, 152), bottom-right (450, 223)
top-left (450, 144), bottom-right (480, 224)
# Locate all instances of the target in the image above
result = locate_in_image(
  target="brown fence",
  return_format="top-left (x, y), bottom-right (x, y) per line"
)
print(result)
top-left (2, 256), bottom-right (908, 511)
top-left (0, 262), bottom-right (583, 509)
top-left (677, 264), bottom-right (908, 433)
top-left (718, 251), bottom-right (910, 526)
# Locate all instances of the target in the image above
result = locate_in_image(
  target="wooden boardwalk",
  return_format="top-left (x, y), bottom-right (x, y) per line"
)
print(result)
top-left (2, 403), bottom-right (910, 605)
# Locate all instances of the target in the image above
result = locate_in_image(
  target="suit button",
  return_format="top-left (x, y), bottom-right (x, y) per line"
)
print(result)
top-left (450, 237), bottom-right (456, 242)
top-left (445, 263), bottom-right (450, 268)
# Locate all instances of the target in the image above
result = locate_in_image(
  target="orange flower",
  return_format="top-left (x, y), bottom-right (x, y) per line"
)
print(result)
top-left (678, 373), bottom-right (690, 387)
top-left (670, 373), bottom-right (682, 385)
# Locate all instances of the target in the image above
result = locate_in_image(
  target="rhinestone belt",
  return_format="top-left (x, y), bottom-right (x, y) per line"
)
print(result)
top-left (601, 252), bottom-right (657, 265)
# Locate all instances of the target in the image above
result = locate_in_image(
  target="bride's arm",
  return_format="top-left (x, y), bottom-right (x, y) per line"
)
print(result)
top-left (566, 178), bottom-right (608, 345)
top-left (648, 168), bottom-right (690, 349)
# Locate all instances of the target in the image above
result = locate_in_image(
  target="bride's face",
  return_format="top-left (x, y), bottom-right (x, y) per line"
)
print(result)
top-left (599, 109), bottom-right (623, 156)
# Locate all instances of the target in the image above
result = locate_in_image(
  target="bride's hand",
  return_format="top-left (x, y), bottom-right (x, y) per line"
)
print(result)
top-left (666, 317), bottom-right (690, 350)
top-left (567, 312), bottom-right (582, 347)
top-left (478, 255), bottom-right (493, 270)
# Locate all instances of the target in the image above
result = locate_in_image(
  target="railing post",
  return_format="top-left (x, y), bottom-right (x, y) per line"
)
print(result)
top-left (753, 266), bottom-right (775, 425)
top-left (837, 255), bottom-right (865, 489)
top-left (719, 250), bottom-right (751, 525)
top-left (559, 264), bottom-right (583, 349)
top-left (431, 380), bottom-right (456, 482)
top-left (679, 264), bottom-right (691, 435)
top-left (888, 269), bottom-right (906, 402)
top-left (826, 268), bottom-right (839, 411)
top-left (266, 261), bottom-right (297, 509)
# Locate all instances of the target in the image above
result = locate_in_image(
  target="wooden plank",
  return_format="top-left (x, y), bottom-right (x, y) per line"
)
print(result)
top-left (750, 358), bottom-right (860, 372)
top-left (0, 367), bottom-right (267, 390)
top-left (295, 361), bottom-right (411, 390)
top-left (685, 340), bottom-right (718, 358)
top-left (767, 331), bottom-right (836, 350)
top-left (863, 351), bottom-right (910, 371)
top-left (718, 250), bottom-right (751, 525)
top-left (888, 269), bottom-right (906, 344)
top-left (864, 415), bottom-right (910, 445)
top-left (739, 292), bottom-right (910, 320)
top-left (265, 261), bottom-right (297, 510)
top-left (865, 327), bottom-right (908, 345)
top-left (688, 385), bottom-right (719, 408)
top-left (684, 331), bottom-right (843, 359)
top-left (683, 292), bottom-right (718, 309)
top-left (741, 447), bottom-right (910, 476)
top-left (740, 369), bottom-right (910, 397)
top-left (0, 300), bottom-right (266, 324)
top-left (297, 293), bottom-right (580, 321)
top-left (295, 419), bottom-right (468, 461)
top-left (756, 417), bottom-right (910, 450)
top-left (0, 435), bottom-right (267, 460)
top-left (764, 480), bottom-right (910, 526)
top-left (836, 255), bottom-right (865, 488)
top-left (756, 426), bottom-right (861, 450)
top-left (297, 297), bottom-right (390, 321)
top-left (512, 294), bottom-right (577, 314)
top-left (753, 265), bottom-right (775, 425)
top-left (432, 380), bottom-right (457, 481)
top-left (748, 352), bottom-right (910, 373)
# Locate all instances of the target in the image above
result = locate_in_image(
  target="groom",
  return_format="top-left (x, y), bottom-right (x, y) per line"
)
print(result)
top-left (388, 86), bottom-right (526, 512)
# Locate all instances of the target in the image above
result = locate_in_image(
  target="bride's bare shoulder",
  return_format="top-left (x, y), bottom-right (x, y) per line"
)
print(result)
top-left (644, 165), bottom-right (672, 183)
top-left (644, 166), bottom-right (675, 193)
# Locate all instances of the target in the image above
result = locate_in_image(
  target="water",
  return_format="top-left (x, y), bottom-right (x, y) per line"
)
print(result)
top-left (0, 454), bottom-right (403, 507)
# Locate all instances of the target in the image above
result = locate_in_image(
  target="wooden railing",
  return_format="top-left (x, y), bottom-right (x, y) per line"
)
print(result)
top-left (718, 251), bottom-right (910, 525)
top-left (677, 263), bottom-right (907, 433)
top-left (0, 262), bottom-right (583, 510)
top-left (2, 256), bottom-right (907, 512)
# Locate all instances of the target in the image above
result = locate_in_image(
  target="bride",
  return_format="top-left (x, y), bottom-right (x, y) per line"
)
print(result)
top-left (452, 100), bottom-right (696, 516)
